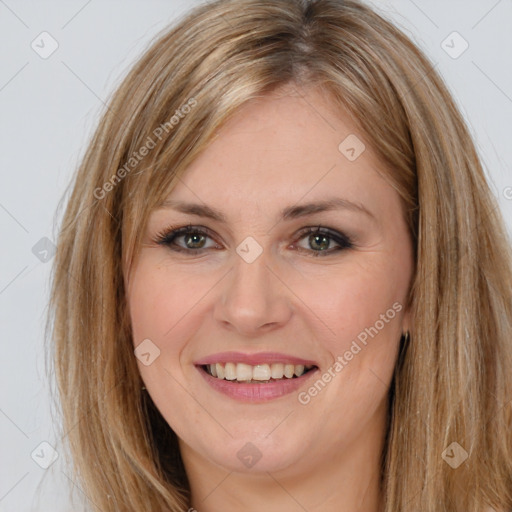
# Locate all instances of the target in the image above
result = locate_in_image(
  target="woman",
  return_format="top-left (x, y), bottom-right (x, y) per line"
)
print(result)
top-left (48, 0), bottom-right (512, 510)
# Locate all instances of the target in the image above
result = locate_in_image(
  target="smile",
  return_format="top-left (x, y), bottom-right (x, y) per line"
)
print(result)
top-left (202, 362), bottom-right (316, 382)
top-left (194, 352), bottom-right (319, 402)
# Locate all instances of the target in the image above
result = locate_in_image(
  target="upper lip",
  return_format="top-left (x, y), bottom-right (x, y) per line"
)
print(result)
top-left (194, 351), bottom-right (318, 366)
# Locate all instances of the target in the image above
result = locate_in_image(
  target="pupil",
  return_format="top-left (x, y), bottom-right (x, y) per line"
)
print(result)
top-left (186, 234), bottom-right (205, 248)
top-left (310, 234), bottom-right (329, 251)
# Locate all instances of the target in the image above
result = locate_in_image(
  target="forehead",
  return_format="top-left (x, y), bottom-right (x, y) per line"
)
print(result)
top-left (159, 87), bottom-right (393, 217)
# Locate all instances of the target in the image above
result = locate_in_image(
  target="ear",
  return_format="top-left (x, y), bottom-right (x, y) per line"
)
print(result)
top-left (401, 305), bottom-right (413, 335)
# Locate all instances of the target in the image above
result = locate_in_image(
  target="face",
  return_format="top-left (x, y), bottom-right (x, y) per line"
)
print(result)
top-left (126, 84), bottom-right (414, 477)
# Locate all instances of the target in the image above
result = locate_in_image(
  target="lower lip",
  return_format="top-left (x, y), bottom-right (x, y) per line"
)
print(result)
top-left (196, 365), bottom-right (319, 402)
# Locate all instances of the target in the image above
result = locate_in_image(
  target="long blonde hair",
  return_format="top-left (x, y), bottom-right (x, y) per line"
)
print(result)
top-left (48, 0), bottom-right (512, 510)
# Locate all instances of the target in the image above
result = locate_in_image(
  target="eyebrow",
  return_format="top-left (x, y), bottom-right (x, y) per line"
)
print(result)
top-left (159, 197), bottom-right (375, 222)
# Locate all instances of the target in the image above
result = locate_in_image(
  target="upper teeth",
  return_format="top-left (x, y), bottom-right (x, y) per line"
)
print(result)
top-left (207, 363), bottom-right (313, 381)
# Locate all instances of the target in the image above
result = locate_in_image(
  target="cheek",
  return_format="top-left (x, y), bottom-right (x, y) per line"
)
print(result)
top-left (127, 260), bottom-right (207, 419)
top-left (290, 261), bottom-right (405, 356)
top-left (128, 259), bottom-right (207, 347)
top-left (293, 268), bottom-right (406, 418)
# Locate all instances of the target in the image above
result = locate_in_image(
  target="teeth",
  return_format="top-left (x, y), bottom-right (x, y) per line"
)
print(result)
top-left (236, 363), bottom-right (253, 381)
top-left (284, 364), bottom-right (295, 378)
top-left (294, 364), bottom-right (305, 376)
top-left (224, 362), bottom-right (236, 380)
top-left (271, 363), bottom-right (284, 379)
top-left (206, 362), bottom-right (313, 381)
top-left (252, 364), bottom-right (271, 381)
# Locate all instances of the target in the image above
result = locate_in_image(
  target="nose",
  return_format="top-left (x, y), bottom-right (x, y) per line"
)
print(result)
top-left (213, 248), bottom-right (293, 337)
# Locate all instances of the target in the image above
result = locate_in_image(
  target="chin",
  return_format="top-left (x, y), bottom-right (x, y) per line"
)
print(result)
top-left (182, 427), bottom-right (307, 474)
top-left (210, 441), bottom-right (301, 474)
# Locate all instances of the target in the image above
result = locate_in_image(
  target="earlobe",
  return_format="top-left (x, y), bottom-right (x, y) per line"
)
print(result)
top-left (400, 306), bottom-right (413, 336)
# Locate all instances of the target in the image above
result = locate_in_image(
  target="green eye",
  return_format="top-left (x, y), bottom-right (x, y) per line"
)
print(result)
top-left (155, 224), bottom-right (353, 257)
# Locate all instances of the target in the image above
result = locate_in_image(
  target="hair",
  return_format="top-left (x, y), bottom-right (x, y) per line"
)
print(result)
top-left (47, 0), bottom-right (512, 510)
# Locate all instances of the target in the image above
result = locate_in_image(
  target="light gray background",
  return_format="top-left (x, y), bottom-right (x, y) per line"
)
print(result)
top-left (0, 0), bottom-right (511, 510)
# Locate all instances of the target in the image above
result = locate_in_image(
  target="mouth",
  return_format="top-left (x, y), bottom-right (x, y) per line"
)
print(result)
top-left (199, 362), bottom-right (317, 383)
top-left (194, 352), bottom-right (319, 402)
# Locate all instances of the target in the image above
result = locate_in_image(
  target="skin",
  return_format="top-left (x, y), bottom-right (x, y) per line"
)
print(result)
top-left (126, 83), bottom-right (414, 512)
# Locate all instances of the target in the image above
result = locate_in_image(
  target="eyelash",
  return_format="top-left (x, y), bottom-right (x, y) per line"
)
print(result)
top-left (153, 223), bottom-right (354, 257)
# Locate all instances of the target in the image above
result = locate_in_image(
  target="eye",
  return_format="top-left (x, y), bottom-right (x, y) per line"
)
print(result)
top-left (153, 224), bottom-right (353, 257)
top-left (291, 226), bottom-right (353, 257)
top-left (154, 224), bottom-right (220, 253)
